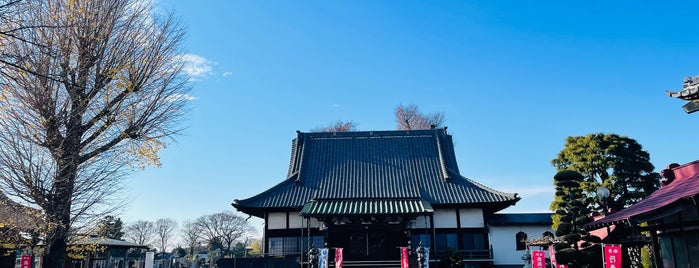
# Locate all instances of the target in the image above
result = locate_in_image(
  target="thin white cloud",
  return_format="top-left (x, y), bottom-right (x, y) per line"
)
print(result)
top-left (332, 104), bottom-right (341, 108)
top-left (176, 54), bottom-right (215, 79)
top-left (222, 71), bottom-right (233, 77)
top-left (168, 93), bottom-right (198, 102)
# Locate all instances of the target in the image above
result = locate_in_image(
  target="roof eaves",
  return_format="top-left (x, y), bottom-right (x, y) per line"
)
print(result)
top-left (585, 196), bottom-right (697, 231)
top-left (232, 172), bottom-right (301, 208)
top-left (462, 176), bottom-right (519, 200)
top-left (666, 86), bottom-right (699, 100)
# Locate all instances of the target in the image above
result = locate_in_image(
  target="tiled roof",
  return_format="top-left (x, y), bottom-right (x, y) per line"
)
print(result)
top-left (0, 192), bottom-right (44, 232)
top-left (300, 199), bottom-right (434, 216)
top-left (487, 213), bottom-right (553, 225)
top-left (666, 76), bottom-right (699, 113)
top-left (666, 75), bottom-right (699, 100)
top-left (666, 88), bottom-right (699, 100)
top-left (585, 160), bottom-right (699, 230)
top-left (233, 129), bottom-right (519, 217)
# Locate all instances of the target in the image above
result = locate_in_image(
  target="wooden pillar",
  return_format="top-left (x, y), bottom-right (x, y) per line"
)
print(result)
top-left (430, 214), bottom-right (436, 268)
top-left (264, 212), bottom-right (269, 255)
top-left (649, 227), bottom-right (661, 268)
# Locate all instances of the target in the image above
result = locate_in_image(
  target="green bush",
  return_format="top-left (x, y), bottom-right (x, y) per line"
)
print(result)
top-left (556, 248), bottom-right (578, 264)
top-left (556, 223), bottom-right (573, 236)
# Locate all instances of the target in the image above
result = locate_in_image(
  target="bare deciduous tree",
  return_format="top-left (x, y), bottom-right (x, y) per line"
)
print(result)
top-left (0, 0), bottom-right (189, 266)
top-left (124, 220), bottom-right (155, 246)
top-left (154, 218), bottom-right (177, 254)
top-left (311, 120), bottom-right (358, 132)
top-left (196, 211), bottom-right (254, 256)
top-left (180, 220), bottom-right (201, 256)
top-left (395, 104), bottom-right (445, 130)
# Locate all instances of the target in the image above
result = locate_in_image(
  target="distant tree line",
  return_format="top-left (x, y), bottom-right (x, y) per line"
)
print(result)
top-left (87, 210), bottom-right (258, 265)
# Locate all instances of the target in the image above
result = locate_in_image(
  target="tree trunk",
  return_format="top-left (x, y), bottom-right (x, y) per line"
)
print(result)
top-left (43, 160), bottom-right (78, 268)
top-left (44, 205), bottom-right (72, 268)
top-left (43, 201), bottom-right (73, 268)
top-left (44, 234), bottom-right (69, 268)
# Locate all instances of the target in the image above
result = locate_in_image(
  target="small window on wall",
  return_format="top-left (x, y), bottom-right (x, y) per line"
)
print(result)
top-left (516, 232), bottom-right (528, 251)
top-left (462, 232), bottom-right (487, 250)
top-left (302, 236), bottom-right (325, 250)
top-left (411, 234), bottom-right (431, 248)
top-left (434, 233), bottom-right (458, 252)
top-left (268, 236), bottom-right (324, 256)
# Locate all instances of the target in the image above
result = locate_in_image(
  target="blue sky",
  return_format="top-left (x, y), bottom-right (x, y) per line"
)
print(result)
top-left (121, 0), bottom-right (699, 237)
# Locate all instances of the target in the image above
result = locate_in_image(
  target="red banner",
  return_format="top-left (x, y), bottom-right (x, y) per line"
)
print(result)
top-left (400, 247), bottom-right (409, 268)
top-left (532, 250), bottom-right (546, 268)
top-left (20, 255), bottom-right (31, 268)
top-left (548, 247), bottom-right (557, 268)
top-left (603, 244), bottom-right (622, 268)
top-left (335, 248), bottom-right (343, 268)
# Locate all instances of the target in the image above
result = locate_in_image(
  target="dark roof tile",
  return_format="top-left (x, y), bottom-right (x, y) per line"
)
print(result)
top-left (585, 160), bottom-right (699, 229)
top-left (233, 129), bottom-right (519, 217)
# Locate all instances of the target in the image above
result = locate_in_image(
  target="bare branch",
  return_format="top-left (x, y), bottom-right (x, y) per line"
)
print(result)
top-left (0, 0), bottom-right (190, 266)
top-left (154, 218), bottom-right (177, 253)
top-left (311, 120), bottom-right (358, 132)
top-left (195, 211), bottom-right (255, 255)
top-left (394, 104), bottom-right (445, 130)
top-left (124, 220), bottom-right (155, 246)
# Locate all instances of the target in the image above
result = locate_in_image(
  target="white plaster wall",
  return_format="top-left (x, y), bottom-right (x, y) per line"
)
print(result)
top-left (267, 212), bottom-right (287, 230)
top-left (433, 209), bottom-right (458, 228)
top-left (308, 217), bottom-right (321, 228)
top-left (411, 215), bottom-right (431, 228)
top-left (459, 209), bottom-right (484, 228)
top-left (276, 213), bottom-right (322, 229)
top-left (489, 225), bottom-right (554, 266)
top-left (288, 213), bottom-right (304, 228)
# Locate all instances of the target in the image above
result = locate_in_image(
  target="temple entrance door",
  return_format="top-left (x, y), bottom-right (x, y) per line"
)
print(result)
top-left (329, 224), bottom-right (406, 261)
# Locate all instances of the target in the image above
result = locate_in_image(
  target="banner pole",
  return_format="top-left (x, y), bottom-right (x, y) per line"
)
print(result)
top-left (601, 243), bottom-right (605, 268)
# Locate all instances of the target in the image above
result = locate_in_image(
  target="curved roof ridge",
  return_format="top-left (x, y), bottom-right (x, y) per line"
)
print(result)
top-left (460, 175), bottom-right (519, 200)
top-left (301, 129), bottom-right (442, 138)
top-left (232, 172), bottom-right (301, 206)
top-left (434, 131), bottom-right (450, 180)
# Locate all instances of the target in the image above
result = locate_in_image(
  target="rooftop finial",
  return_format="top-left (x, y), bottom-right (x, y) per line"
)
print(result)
top-left (684, 76), bottom-right (699, 88)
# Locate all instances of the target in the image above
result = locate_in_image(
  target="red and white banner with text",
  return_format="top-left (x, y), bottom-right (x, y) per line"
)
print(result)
top-left (335, 248), bottom-right (343, 268)
top-left (603, 244), bottom-right (622, 268)
top-left (548, 246), bottom-right (557, 268)
top-left (532, 250), bottom-right (546, 268)
top-left (20, 255), bottom-right (31, 268)
top-left (400, 247), bottom-right (409, 268)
